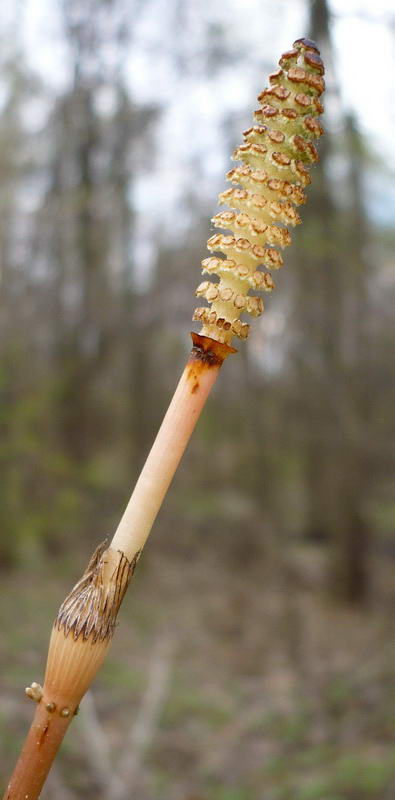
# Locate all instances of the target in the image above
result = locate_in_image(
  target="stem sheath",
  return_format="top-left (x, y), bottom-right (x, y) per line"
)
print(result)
top-left (3, 334), bottom-right (233, 800)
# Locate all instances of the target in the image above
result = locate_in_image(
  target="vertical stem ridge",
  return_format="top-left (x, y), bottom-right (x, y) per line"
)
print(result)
top-left (110, 334), bottom-right (233, 561)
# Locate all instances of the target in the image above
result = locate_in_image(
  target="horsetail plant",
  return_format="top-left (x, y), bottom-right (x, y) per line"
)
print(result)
top-left (3, 37), bottom-right (324, 800)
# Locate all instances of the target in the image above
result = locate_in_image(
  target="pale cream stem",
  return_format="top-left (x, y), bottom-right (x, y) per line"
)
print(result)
top-left (111, 353), bottom-right (221, 561)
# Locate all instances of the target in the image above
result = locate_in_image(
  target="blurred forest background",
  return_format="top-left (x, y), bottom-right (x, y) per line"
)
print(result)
top-left (1, 0), bottom-right (395, 797)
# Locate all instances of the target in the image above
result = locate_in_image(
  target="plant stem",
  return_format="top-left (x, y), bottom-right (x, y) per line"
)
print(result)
top-left (3, 333), bottom-right (234, 800)
top-left (111, 333), bottom-right (234, 560)
top-left (3, 702), bottom-right (74, 800)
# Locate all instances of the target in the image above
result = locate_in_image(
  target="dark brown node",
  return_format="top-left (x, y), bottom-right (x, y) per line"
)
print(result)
top-left (189, 332), bottom-right (236, 369)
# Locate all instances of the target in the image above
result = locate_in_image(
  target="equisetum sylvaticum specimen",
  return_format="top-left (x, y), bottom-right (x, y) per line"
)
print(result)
top-left (3, 38), bottom-right (324, 799)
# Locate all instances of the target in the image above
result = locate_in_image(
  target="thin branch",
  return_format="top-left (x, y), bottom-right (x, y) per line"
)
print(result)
top-left (43, 765), bottom-right (75, 800)
top-left (78, 691), bottom-right (115, 796)
top-left (109, 632), bottom-right (174, 800)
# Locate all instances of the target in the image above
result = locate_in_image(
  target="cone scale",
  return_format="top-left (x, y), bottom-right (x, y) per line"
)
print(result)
top-left (194, 37), bottom-right (324, 344)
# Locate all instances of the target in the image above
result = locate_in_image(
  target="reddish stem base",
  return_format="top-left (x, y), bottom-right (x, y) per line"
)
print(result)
top-left (3, 702), bottom-right (73, 800)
